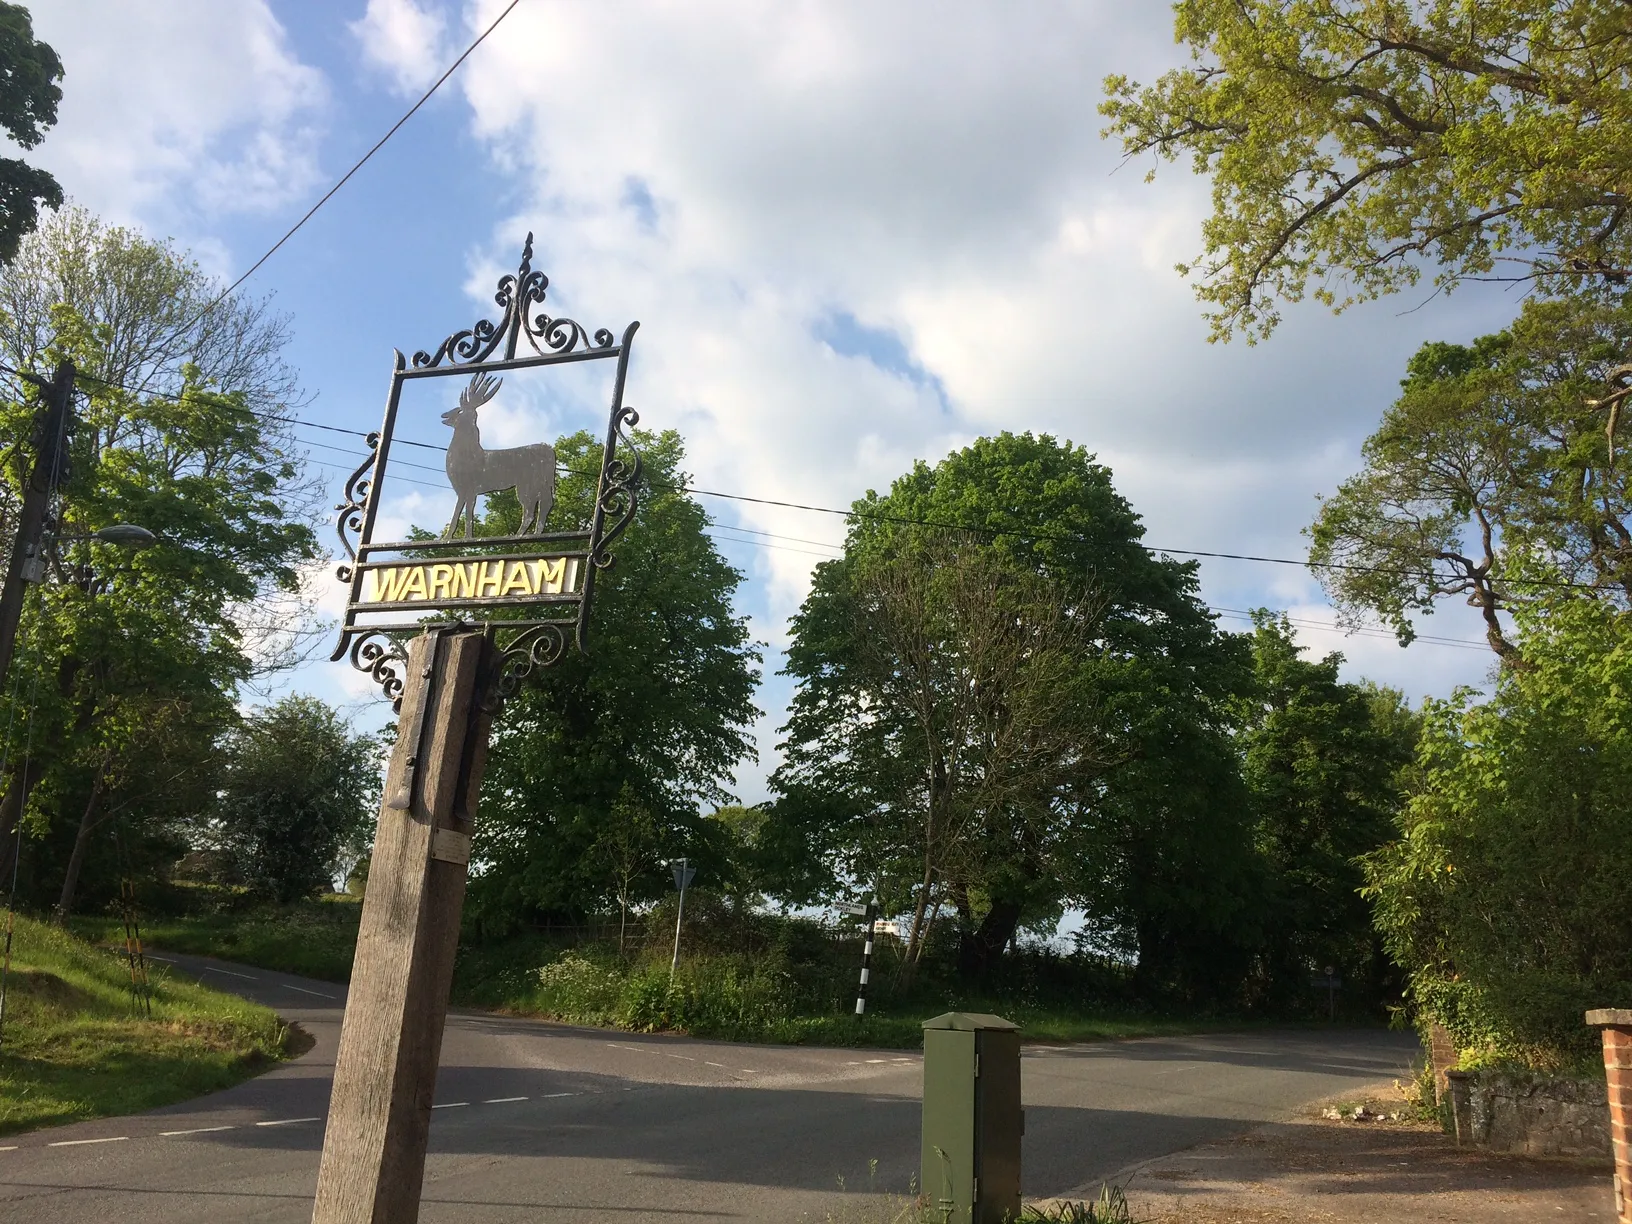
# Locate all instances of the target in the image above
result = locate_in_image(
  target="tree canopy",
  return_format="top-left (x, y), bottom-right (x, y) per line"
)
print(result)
top-left (1102, 1), bottom-right (1632, 341)
top-left (0, 3), bottom-right (62, 264)
top-left (1308, 294), bottom-right (1632, 661)
top-left (467, 428), bottom-right (760, 934)
top-left (770, 433), bottom-right (1263, 995)
top-left (0, 210), bottom-right (319, 906)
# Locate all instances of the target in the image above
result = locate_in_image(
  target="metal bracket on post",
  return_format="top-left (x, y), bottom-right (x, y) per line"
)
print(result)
top-left (386, 626), bottom-right (452, 811)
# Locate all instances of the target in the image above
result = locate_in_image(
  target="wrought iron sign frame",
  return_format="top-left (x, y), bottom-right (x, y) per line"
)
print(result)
top-left (331, 233), bottom-right (641, 708)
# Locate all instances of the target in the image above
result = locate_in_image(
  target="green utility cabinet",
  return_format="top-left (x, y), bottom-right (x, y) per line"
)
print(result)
top-left (921, 1012), bottom-right (1022, 1223)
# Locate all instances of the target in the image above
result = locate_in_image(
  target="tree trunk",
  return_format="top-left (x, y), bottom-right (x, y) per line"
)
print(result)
top-left (958, 897), bottom-right (1024, 982)
top-left (53, 763), bottom-right (107, 924)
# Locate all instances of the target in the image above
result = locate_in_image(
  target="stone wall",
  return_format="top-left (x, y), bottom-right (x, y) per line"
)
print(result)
top-left (1446, 1069), bottom-right (1611, 1159)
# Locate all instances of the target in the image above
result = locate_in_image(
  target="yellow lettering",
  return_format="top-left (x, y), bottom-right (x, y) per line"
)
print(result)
top-left (452, 562), bottom-right (478, 599)
top-left (400, 566), bottom-right (428, 600)
top-left (533, 557), bottom-right (566, 594)
top-left (429, 564), bottom-right (454, 599)
top-left (366, 567), bottom-right (406, 603)
top-left (500, 560), bottom-right (531, 597)
top-left (478, 560), bottom-right (504, 597)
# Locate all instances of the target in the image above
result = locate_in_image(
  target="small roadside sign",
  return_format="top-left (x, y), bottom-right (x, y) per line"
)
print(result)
top-left (835, 901), bottom-right (870, 916)
top-left (672, 861), bottom-right (696, 892)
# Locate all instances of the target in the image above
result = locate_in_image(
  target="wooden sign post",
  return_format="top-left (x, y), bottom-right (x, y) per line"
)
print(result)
top-left (311, 629), bottom-right (491, 1224)
top-left (313, 235), bottom-right (643, 1224)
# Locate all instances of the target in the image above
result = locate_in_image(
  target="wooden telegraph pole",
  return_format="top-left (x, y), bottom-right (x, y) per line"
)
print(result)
top-left (314, 235), bottom-right (642, 1224)
top-left (311, 628), bottom-right (493, 1224)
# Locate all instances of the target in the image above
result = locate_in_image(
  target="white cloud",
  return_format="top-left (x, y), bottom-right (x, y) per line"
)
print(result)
top-left (28, 0), bottom-right (326, 234)
top-left (355, 2), bottom-right (1516, 769)
top-left (349, 0), bottom-right (450, 95)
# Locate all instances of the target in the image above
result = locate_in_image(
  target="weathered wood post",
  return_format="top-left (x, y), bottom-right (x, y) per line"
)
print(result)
top-left (315, 233), bottom-right (642, 1224)
top-left (311, 627), bottom-right (492, 1224)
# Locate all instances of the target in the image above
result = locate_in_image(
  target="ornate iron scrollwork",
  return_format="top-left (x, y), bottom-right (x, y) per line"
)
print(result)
top-left (409, 232), bottom-right (615, 370)
top-left (589, 405), bottom-right (643, 570)
top-left (330, 234), bottom-right (641, 710)
top-left (334, 432), bottom-right (380, 582)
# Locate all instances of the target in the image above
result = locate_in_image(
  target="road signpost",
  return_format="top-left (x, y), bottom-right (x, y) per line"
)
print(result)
top-left (311, 235), bottom-right (644, 1224)
top-left (837, 899), bottom-right (879, 1016)
top-left (670, 858), bottom-right (697, 982)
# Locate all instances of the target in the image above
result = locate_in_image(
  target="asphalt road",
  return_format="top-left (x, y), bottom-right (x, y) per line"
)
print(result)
top-left (0, 952), bottom-right (1420, 1222)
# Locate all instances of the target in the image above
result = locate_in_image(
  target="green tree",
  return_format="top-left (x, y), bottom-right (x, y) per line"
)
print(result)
top-left (1101, 1), bottom-right (1632, 341)
top-left (466, 429), bottom-right (760, 934)
top-left (1362, 597), bottom-right (1632, 1068)
top-left (0, 3), bottom-right (62, 265)
top-left (1236, 614), bottom-right (1416, 1007)
top-left (1308, 295), bottom-right (1632, 662)
top-left (210, 696), bottom-right (379, 904)
top-left (771, 433), bottom-right (1260, 994)
top-left (0, 210), bottom-right (318, 888)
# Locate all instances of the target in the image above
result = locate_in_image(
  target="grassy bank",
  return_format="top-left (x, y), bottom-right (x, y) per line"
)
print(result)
top-left (0, 914), bottom-right (297, 1136)
top-left (73, 893), bottom-right (1281, 1049)
top-left (71, 895), bottom-right (361, 983)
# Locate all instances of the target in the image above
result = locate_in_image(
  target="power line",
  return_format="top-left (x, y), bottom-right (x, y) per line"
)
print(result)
top-left (149, 0), bottom-right (525, 351)
top-left (1, 359), bottom-right (1610, 595)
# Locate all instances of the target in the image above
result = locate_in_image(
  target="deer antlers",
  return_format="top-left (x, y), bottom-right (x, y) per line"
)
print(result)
top-left (460, 372), bottom-right (503, 411)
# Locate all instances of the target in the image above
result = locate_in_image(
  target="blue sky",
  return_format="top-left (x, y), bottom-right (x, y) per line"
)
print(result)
top-left (30, 1), bottom-right (1518, 803)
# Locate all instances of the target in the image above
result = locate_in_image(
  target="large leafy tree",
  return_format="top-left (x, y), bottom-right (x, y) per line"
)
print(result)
top-left (1237, 615), bottom-right (1416, 1007)
top-left (466, 429), bottom-right (760, 935)
top-left (771, 433), bottom-right (1260, 993)
top-left (0, 3), bottom-right (62, 265)
top-left (1363, 597), bottom-right (1632, 1067)
top-left (209, 696), bottom-right (379, 903)
top-left (0, 210), bottom-right (318, 891)
top-left (1308, 295), bottom-right (1632, 662)
top-left (1102, 2), bottom-right (1632, 341)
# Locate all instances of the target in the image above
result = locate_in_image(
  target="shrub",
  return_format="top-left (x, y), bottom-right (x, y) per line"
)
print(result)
top-left (1363, 601), bottom-right (1632, 1070)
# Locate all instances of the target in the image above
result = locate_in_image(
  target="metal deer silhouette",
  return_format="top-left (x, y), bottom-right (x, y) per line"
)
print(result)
top-left (441, 372), bottom-right (557, 539)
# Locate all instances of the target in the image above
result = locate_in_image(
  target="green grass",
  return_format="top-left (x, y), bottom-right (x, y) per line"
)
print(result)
top-left (0, 913), bottom-right (300, 1136)
top-left (76, 897), bottom-right (1305, 1050)
top-left (70, 894), bottom-right (363, 984)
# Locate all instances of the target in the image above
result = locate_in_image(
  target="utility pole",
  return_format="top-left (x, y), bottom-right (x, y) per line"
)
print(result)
top-left (0, 359), bottom-right (74, 690)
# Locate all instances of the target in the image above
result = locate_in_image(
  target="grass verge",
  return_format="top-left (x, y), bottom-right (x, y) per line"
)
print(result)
top-left (70, 896), bottom-right (361, 984)
top-left (73, 898), bottom-right (1274, 1049)
top-left (0, 913), bottom-right (298, 1136)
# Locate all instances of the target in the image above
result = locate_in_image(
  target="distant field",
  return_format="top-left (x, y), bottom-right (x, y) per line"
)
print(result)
top-left (0, 914), bottom-right (299, 1136)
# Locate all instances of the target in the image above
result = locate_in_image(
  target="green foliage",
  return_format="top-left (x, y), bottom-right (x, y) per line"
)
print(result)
top-left (1309, 295), bottom-right (1632, 660)
top-left (773, 433), bottom-right (1261, 999)
top-left (1101, 1), bottom-right (1632, 340)
top-left (1237, 615), bottom-right (1417, 1008)
top-left (0, 208), bottom-right (318, 907)
top-left (1362, 599), bottom-right (1632, 1069)
top-left (0, 912), bottom-right (294, 1135)
top-left (208, 697), bottom-right (379, 904)
top-left (1021, 1187), bottom-right (1131, 1224)
top-left (0, 3), bottom-right (61, 265)
top-left (468, 428), bottom-right (759, 933)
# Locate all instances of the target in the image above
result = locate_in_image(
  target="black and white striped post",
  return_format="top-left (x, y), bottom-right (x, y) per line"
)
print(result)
top-left (839, 899), bottom-right (879, 1016)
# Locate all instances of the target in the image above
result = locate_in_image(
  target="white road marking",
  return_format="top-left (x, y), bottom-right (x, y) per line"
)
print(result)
top-left (204, 968), bottom-right (258, 981)
top-left (255, 1117), bottom-right (320, 1127)
top-left (431, 1102), bottom-right (468, 1110)
top-left (49, 1136), bottom-right (128, 1147)
top-left (160, 1126), bottom-right (236, 1137)
top-left (483, 1096), bottom-right (528, 1103)
top-left (705, 1062), bottom-right (725, 1067)
top-left (0, 1145), bottom-right (17, 1152)
top-left (279, 984), bottom-right (335, 998)
top-left (541, 1092), bottom-right (578, 1098)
